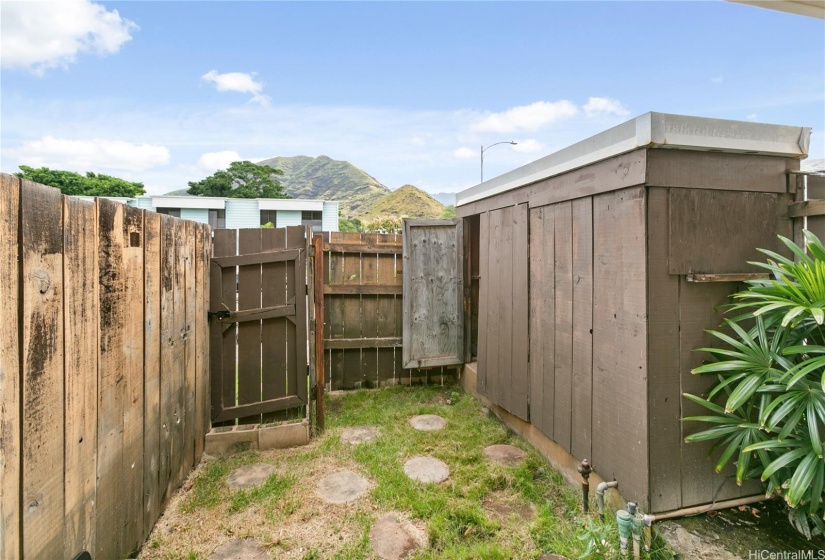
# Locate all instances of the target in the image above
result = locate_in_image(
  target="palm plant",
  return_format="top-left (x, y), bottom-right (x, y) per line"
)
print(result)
top-left (684, 230), bottom-right (825, 539)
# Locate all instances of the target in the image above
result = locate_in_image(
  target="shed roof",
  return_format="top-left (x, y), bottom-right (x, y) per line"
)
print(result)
top-left (456, 112), bottom-right (811, 207)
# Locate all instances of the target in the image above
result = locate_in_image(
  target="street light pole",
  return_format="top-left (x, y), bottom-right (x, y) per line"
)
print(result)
top-left (480, 141), bottom-right (517, 183)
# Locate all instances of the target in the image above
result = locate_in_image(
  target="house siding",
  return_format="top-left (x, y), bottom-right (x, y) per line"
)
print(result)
top-left (225, 199), bottom-right (260, 229)
top-left (322, 202), bottom-right (339, 232)
top-left (180, 208), bottom-right (209, 224)
top-left (276, 210), bottom-right (301, 228)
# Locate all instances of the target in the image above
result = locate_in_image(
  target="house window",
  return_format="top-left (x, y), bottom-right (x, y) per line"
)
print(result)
top-left (302, 210), bottom-right (323, 231)
top-left (157, 208), bottom-right (181, 218)
top-left (260, 210), bottom-right (278, 226)
top-left (209, 209), bottom-right (226, 229)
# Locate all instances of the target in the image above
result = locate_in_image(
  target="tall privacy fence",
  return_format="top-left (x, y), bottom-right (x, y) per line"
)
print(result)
top-left (0, 174), bottom-right (211, 559)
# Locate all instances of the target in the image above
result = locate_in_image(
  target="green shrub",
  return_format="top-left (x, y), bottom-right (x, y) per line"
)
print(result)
top-left (685, 231), bottom-right (825, 538)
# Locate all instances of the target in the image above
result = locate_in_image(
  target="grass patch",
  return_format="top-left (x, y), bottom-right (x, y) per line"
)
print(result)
top-left (146, 386), bottom-right (675, 559)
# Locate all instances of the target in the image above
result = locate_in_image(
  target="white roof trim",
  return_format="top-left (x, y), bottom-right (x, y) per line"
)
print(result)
top-left (258, 199), bottom-right (325, 211)
top-left (456, 112), bottom-right (811, 207)
top-left (152, 196), bottom-right (225, 209)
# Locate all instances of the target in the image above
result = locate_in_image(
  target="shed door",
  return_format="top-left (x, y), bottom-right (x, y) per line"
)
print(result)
top-left (402, 219), bottom-right (464, 368)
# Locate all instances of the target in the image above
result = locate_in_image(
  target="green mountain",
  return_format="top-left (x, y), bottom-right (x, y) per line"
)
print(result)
top-left (360, 184), bottom-right (444, 223)
top-left (257, 155), bottom-right (390, 217)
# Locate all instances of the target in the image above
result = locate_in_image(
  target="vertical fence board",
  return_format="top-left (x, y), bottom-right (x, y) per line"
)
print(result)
top-left (96, 198), bottom-right (124, 560)
top-left (237, 229), bottom-right (262, 424)
top-left (571, 197), bottom-right (594, 463)
top-left (213, 229), bottom-right (237, 424)
top-left (289, 227), bottom-right (309, 405)
top-left (194, 224), bottom-right (209, 461)
top-left (341, 234), bottom-right (363, 388)
top-left (21, 180), bottom-right (65, 559)
top-left (0, 175), bottom-right (20, 560)
top-left (261, 228), bottom-right (287, 423)
top-left (122, 206), bottom-right (145, 552)
top-left (158, 214), bottom-right (176, 509)
top-left (553, 202), bottom-right (573, 451)
top-left (170, 219), bottom-right (187, 489)
top-left (182, 221), bottom-right (197, 478)
top-left (63, 197), bottom-right (98, 558)
top-left (376, 252), bottom-right (396, 384)
top-left (143, 212), bottom-right (163, 534)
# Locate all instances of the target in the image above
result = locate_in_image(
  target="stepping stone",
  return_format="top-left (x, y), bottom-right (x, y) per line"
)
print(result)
top-left (403, 456), bottom-right (449, 483)
top-left (370, 512), bottom-right (428, 560)
top-left (408, 414), bottom-right (447, 432)
top-left (316, 469), bottom-right (369, 504)
top-left (225, 463), bottom-right (278, 490)
top-left (483, 444), bottom-right (526, 465)
top-left (341, 426), bottom-right (380, 445)
top-left (482, 492), bottom-right (536, 521)
top-left (209, 538), bottom-right (269, 560)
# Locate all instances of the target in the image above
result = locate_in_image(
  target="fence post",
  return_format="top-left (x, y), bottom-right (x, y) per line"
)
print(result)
top-left (313, 234), bottom-right (325, 432)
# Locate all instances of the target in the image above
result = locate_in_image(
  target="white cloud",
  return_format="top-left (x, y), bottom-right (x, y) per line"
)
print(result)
top-left (711, 76), bottom-right (724, 84)
top-left (201, 70), bottom-right (271, 105)
top-left (512, 139), bottom-right (544, 153)
top-left (0, 0), bottom-right (137, 74)
top-left (583, 97), bottom-right (630, 118)
top-left (454, 147), bottom-right (477, 159)
top-left (746, 113), bottom-right (758, 121)
top-left (14, 136), bottom-right (169, 172)
top-left (195, 150), bottom-right (242, 174)
top-left (471, 100), bottom-right (579, 133)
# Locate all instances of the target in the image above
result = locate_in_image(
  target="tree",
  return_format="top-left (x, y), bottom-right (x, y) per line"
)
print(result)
top-left (441, 205), bottom-right (456, 218)
top-left (187, 161), bottom-right (289, 199)
top-left (16, 165), bottom-right (146, 197)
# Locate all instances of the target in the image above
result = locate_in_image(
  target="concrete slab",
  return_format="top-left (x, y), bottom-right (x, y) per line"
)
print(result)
top-left (369, 512), bottom-right (428, 560)
top-left (341, 426), bottom-right (380, 445)
top-left (403, 456), bottom-right (449, 484)
top-left (208, 539), bottom-right (269, 560)
top-left (316, 470), bottom-right (370, 504)
top-left (408, 414), bottom-right (447, 432)
top-left (225, 463), bottom-right (279, 490)
top-left (483, 444), bottom-right (526, 465)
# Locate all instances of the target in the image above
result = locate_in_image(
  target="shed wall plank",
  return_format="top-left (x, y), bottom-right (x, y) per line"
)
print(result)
top-left (477, 213), bottom-right (490, 395)
top-left (570, 197), bottom-right (594, 462)
top-left (646, 188), bottom-right (683, 512)
top-left (21, 180), bottom-right (65, 559)
top-left (553, 201), bottom-right (573, 451)
top-left (592, 187), bottom-right (648, 508)
top-left (511, 205), bottom-right (530, 420)
top-left (528, 207), bottom-right (545, 430)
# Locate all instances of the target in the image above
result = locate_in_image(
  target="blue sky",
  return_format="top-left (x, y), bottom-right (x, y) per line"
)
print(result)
top-left (1, 1), bottom-right (823, 196)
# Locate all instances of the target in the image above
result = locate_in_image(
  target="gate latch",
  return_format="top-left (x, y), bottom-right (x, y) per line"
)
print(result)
top-left (207, 309), bottom-right (231, 322)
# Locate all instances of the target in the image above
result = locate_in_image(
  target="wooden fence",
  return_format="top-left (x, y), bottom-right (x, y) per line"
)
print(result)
top-left (0, 174), bottom-right (211, 559)
top-left (318, 232), bottom-right (456, 390)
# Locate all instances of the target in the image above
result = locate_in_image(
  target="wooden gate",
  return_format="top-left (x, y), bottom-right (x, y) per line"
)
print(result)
top-left (209, 226), bottom-right (309, 424)
top-left (402, 219), bottom-right (464, 368)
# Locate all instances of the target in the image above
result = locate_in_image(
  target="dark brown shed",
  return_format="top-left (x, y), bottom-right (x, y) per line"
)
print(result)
top-left (456, 112), bottom-right (812, 514)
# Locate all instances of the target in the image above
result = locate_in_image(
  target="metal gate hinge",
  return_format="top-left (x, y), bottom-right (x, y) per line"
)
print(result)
top-left (207, 310), bottom-right (231, 321)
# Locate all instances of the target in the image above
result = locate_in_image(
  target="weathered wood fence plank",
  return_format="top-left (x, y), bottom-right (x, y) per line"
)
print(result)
top-left (0, 174), bottom-right (211, 558)
top-left (21, 179), bottom-right (65, 559)
top-left (0, 174), bottom-right (21, 560)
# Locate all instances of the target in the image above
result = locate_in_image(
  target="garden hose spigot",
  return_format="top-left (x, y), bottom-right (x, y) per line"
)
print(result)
top-left (577, 459), bottom-right (592, 514)
top-left (616, 505), bottom-right (633, 557)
